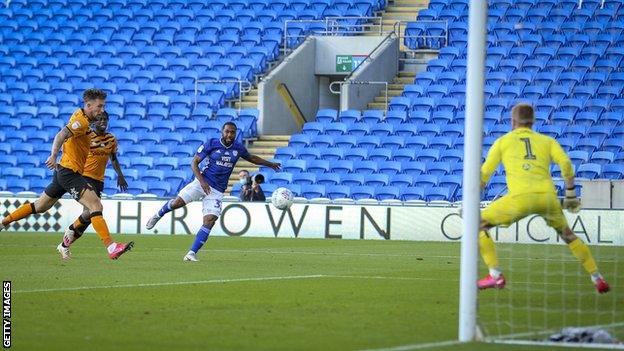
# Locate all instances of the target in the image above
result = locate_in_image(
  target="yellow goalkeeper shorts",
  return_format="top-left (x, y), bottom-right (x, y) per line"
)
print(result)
top-left (481, 192), bottom-right (568, 232)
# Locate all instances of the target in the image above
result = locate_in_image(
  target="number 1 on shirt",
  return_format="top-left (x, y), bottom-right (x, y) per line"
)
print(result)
top-left (520, 138), bottom-right (536, 160)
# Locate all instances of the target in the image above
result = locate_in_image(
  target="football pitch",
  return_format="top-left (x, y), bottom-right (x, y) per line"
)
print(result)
top-left (0, 233), bottom-right (619, 351)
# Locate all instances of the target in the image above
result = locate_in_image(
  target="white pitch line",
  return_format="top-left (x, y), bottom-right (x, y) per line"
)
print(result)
top-left (13, 274), bottom-right (326, 294)
top-left (321, 275), bottom-right (602, 287)
top-left (358, 339), bottom-right (463, 351)
top-left (1, 244), bottom-right (620, 263)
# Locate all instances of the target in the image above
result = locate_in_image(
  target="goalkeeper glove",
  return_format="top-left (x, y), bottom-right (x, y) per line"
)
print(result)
top-left (562, 187), bottom-right (581, 213)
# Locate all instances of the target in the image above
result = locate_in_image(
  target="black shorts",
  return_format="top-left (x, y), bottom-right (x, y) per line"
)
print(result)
top-left (44, 166), bottom-right (93, 200)
top-left (84, 176), bottom-right (104, 198)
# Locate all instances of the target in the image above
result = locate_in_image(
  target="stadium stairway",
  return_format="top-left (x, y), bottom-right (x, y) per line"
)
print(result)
top-left (367, 71), bottom-right (416, 109)
top-left (234, 86), bottom-right (259, 110)
top-left (381, 0), bottom-right (429, 27)
top-left (226, 135), bottom-right (290, 193)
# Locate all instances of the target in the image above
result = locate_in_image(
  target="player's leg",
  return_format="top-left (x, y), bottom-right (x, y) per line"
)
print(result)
top-left (183, 187), bottom-right (223, 261)
top-left (60, 177), bottom-right (103, 251)
top-left (0, 178), bottom-right (63, 230)
top-left (477, 194), bottom-right (528, 289)
top-left (146, 178), bottom-right (203, 230)
top-left (56, 206), bottom-right (90, 260)
top-left (542, 195), bottom-right (610, 293)
top-left (79, 189), bottom-right (133, 259)
top-left (183, 215), bottom-right (218, 262)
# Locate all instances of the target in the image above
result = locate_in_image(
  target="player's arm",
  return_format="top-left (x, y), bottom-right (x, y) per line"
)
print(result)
top-left (480, 139), bottom-right (501, 189)
top-left (191, 154), bottom-right (211, 195)
top-left (551, 140), bottom-right (580, 213)
top-left (243, 154), bottom-right (281, 171)
top-left (45, 127), bottom-right (72, 169)
top-left (110, 152), bottom-right (128, 191)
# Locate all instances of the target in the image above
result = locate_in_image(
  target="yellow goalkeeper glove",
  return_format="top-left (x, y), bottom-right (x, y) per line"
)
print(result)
top-left (562, 187), bottom-right (581, 213)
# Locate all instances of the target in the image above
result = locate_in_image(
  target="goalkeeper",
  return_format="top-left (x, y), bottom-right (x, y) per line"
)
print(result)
top-left (477, 103), bottom-right (610, 294)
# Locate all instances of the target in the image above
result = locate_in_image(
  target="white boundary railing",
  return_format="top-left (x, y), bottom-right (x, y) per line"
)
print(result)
top-left (329, 80), bottom-right (389, 111)
top-left (284, 16), bottom-right (390, 53)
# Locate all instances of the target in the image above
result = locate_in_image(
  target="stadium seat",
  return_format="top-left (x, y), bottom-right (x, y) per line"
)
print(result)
top-left (576, 163), bottom-right (601, 179)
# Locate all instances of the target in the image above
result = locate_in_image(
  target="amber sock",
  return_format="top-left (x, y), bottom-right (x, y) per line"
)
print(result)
top-left (2, 202), bottom-right (35, 226)
top-left (90, 212), bottom-right (113, 247)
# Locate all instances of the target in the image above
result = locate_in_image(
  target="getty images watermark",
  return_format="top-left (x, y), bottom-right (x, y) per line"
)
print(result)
top-left (3, 281), bottom-right (10, 349)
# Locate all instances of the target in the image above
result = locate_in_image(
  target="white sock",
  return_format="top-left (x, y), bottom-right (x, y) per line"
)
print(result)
top-left (591, 273), bottom-right (603, 283)
top-left (107, 243), bottom-right (117, 254)
top-left (489, 268), bottom-right (503, 279)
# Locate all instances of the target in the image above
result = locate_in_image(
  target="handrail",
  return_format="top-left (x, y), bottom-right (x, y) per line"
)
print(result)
top-left (194, 79), bottom-right (253, 112)
top-left (283, 16), bottom-right (390, 53)
top-left (329, 80), bottom-right (389, 112)
top-left (343, 30), bottom-right (396, 81)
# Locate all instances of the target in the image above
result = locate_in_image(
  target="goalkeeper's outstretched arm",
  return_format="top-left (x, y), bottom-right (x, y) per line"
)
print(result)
top-left (550, 139), bottom-right (580, 212)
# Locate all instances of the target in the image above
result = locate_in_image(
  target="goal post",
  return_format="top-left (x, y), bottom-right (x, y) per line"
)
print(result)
top-left (459, 0), bottom-right (487, 343)
top-left (459, 1), bottom-right (624, 348)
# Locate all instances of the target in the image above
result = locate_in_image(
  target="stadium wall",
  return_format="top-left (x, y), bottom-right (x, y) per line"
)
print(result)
top-left (340, 35), bottom-right (399, 110)
top-left (1, 197), bottom-right (622, 246)
top-left (258, 37), bottom-right (318, 135)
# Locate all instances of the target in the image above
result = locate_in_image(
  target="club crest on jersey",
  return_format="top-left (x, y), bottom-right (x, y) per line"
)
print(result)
top-left (233, 150), bottom-right (238, 156)
top-left (71, 121), bottom-right (81, 130)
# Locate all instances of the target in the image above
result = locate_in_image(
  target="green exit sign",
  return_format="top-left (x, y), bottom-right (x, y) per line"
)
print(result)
top-left (336, 55), bottom-right (353, 72)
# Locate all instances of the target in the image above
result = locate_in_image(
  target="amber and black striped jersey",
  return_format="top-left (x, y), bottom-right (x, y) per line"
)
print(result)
top-left (82, 132), bottom-right (118, 182)
top-left (59, 109), bottom-right (92, 174)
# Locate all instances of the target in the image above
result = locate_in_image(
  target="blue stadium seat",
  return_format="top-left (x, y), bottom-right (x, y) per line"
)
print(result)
top-left (577, 163), bottom-right (601, 179)
top-left (292, 172), bottom-right (317, 185)
top-left (602, 164), bottom-right (624, 179)
top-left (351, 186), bottom-right (375, 200)
top-left (274, 147), bottom-right (297, 160)
top-left (339, 110), bottom-right (361, 123)
top-left (368, 149), bottom-right (392, 162)
top-left (301, 184), bottom-right (326, 199)
top-left (358, 110), bottom-right (384, 125)
top-left (334, 135), bottom-right (358, 148)
top-left (270, 173), bottom-right (293, 186)
top-left (402, 186), bottom-right (425, 201)
top-left (326, 185), bottom-right (350, 199)
top-left (344, 123), bottom-right (368, 136)
top-left (330, 160), bottom-right (354, 174)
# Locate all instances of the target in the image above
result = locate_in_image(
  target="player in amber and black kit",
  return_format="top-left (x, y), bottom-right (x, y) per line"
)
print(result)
top-left (56, 111), bottom-right (128, 260)
top-left (0, 89), bottom-right (133, 260)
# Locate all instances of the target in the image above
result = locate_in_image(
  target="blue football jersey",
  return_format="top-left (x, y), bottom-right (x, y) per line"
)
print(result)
top-left (196, 138), bottom-right (250, 193)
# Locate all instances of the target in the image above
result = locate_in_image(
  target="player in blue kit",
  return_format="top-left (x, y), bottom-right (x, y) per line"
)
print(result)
top-left (145, 122), bottom-right (281, 261)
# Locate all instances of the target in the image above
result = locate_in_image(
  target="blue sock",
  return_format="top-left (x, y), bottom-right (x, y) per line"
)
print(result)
top-left (157, 200), bottom-right (172, 217)
top-left (190, 226), bottom-right (211, 253)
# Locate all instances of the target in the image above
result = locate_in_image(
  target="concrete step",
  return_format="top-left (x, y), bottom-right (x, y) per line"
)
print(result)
top-left (388, 89), bottom-right (404, 97)
top-left (373, 96), bottom-right (391, 103)
top-left (245, 147), bottom-right (282, 155)
top-left (257, 135), bottom-right (291, 142)
top-left (234, 101), bottom-right (258, 109)
top-left (385, 7), bottom-right (422, 13)
top-left (398, 71), bottom-right (416, 77)
top-left (394, 77), bottom-right (414, 84)
top-left (367, 102), bottom-right (387, 109)
top-left (391, 0), bottom-right (427, 7)
top-left (382, 13), bottom-right (420, 21)
top-left (389, 83), bottom-right (404, 90)
top-left (251, 141), bottom-right (289, 148)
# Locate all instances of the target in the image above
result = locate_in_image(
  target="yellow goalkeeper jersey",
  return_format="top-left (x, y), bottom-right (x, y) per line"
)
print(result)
top-left (481, 127), bottom-right (574, 195)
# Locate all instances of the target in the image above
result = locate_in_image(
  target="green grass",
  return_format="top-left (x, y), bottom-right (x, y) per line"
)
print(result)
top-left (0, 233), bottom-right (621, 351)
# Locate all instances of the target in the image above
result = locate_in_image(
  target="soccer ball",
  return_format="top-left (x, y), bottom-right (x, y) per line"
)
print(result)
top-left (271, 187), bottom-right (294, 210)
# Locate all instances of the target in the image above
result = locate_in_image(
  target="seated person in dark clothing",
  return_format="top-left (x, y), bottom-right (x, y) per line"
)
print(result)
top-left (240, 171), bottom-right (266, 202)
